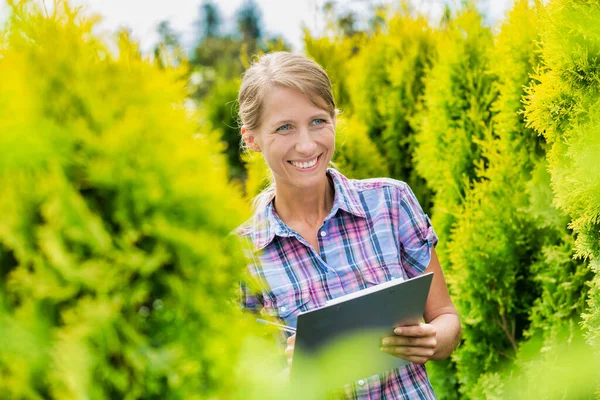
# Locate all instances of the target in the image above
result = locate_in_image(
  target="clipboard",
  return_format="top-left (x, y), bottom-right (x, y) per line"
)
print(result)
top-left (290, 272), bottom-right (433, 389)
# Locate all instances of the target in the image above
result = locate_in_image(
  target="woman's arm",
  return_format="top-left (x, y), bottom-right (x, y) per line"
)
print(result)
top-left (380, 247), bottom-right (461, 363)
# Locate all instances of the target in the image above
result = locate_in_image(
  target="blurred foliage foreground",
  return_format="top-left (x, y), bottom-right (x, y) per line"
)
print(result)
top-left (1, 0), bottom-right (600, 399)
top-left (0, 1), bottom-right (261, 398)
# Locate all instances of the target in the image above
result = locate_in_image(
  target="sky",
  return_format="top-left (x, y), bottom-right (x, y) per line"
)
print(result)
top-left (0, 0), bottom-right (515, 54)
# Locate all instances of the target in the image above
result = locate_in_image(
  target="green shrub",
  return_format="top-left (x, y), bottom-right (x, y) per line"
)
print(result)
top-left (410, 17), bottom-right (498, 397)
top-left (0, 1), bottom-right (251, 398)
top-left (333, 114), bottom-right (389, 179)
top-left (202, 76), bottom-right (245, 181)
top-left (411, 7), bottom-right (497, 266)
top-left (242, 150), bottom-right (272, 200)
top-left (444, 2), bottom-right (541, 396)
top-left (523, 0), bottom-right (600, 347)
top-left (444, 1), bottom-right (593, 397)
top-left (303, 31), bottom-right (358, 112)
top-left (347, 12), bottom-right (435, 204)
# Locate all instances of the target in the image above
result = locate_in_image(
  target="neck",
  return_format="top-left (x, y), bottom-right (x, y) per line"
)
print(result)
top-left (272, 173), bottom-right (334, 229)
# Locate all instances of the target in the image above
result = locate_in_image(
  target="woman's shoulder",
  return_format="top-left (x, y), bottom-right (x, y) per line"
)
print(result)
top-left (331, 168), bottom-right (408, 192)
top-left (344, 173), bottom-right (412, 199)
top-left (354, 176), bottom-right (409, 191)
top-left (233, 219), bottom-right (253, 237)
top-left (231, 208), bottom-right (270, 250)
top-left (330, 169), bottom-right (418, 212)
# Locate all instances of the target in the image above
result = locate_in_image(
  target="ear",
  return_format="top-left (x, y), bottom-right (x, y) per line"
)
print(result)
top-left (241, 126), bottom-right (261, 152)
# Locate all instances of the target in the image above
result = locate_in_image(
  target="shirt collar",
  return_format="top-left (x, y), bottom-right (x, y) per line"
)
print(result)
top-left (327, 168), bottom-right (367, 220)
top-left (249, 168), bottom-right (367, 251)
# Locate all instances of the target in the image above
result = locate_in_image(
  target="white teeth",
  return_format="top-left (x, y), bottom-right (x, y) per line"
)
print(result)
top-left (291, 156), bottom-right (318, 169)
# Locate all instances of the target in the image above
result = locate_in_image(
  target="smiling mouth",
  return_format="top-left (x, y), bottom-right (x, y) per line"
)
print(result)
top-left (289, 154), bottom-right (321, 169)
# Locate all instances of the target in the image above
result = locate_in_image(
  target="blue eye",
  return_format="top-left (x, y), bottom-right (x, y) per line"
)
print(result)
top-left (276, 124), bottom-right (292, 132)
top-left (312, 119), bottom-right (326, 125)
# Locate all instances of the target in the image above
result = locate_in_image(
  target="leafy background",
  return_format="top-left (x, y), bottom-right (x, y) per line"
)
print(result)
top-left (0, 0), bottom-right (599, 398)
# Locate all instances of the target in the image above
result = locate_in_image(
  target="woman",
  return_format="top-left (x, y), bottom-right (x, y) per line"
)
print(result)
top-left (236, 51), bottom-right (461, 399)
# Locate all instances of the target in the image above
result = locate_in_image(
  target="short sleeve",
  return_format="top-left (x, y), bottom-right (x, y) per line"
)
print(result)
top-left (396, 183), bottom-right (438, 278)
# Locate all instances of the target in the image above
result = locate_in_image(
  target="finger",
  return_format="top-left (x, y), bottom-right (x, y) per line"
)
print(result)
top-left (380, 345), bottom-right (436, 359)
top-left (405, 356), bottom-right (429, 365)
top-left (380, 347), bottom-right (430, 365)
top-left (285, 346), bottom-right (294, 368)
top-left (285, 345), bottom-right (294, 358)
top-left (381, 336), bottom-right (437, 348)
top-left (287, 334), bottom-right (296, 346)
top-left (393, 323), bottom-right (435, 337)
top-left (380, 353), bottom-right (431, 364)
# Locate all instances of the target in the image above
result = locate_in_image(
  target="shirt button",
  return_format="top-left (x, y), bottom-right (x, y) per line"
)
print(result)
top-left (280, 306), bottom-right (287, 312)
top-left (358, 379), bottom-right (365, 386)
top-left (320, 231), bottom-right (327, 237)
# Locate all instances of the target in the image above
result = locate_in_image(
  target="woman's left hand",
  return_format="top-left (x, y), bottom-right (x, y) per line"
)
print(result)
top-left (380, 323), bottom-right (437, 364)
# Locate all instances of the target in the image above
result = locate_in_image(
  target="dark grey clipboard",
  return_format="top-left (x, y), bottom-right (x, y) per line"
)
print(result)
top-left (290, 272), bottom-right (433, 389)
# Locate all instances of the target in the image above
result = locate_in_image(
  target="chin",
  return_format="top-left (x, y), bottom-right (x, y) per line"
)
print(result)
top-left (291, 169), bottom-right (328, 189)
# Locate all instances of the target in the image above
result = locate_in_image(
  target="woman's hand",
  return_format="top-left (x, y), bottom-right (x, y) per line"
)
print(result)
top-left (380, 323), bottom-right (437, 364)
top-left (285, 334), bottom-right (296, 368)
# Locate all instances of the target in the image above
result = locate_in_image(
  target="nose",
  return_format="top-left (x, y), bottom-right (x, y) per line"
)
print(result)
top-left (295, 127), bottom-right (317, 156)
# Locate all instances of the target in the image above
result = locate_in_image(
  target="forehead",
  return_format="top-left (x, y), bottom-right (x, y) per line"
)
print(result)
top-left (260, 86), bottom-right (328, 125)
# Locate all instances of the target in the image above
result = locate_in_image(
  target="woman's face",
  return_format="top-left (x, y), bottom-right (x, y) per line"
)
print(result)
top-left (243, 85), bottom-right (336, 191)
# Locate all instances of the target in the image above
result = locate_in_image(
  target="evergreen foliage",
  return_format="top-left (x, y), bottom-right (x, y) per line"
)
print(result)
top-left (2, 0), bottom-right (600, 397)
top-left (242, 151), bottom-right (272, 200)
top-left (445, 2), bottom-right (544, 395)
top-left (412, 8), bottom-right (497, 262)
top-left (333, 115), bottom-right (390, 180)
top-left (0, 2), bottom-right (250, 398)
top-left (202, 77), bottom-right (244, 181)
top-left (346, 12), bottom-right (434, 201)
top-left (303, 31), bottom-right (357, 111)
top-left (524, 0), bottom-right (600, 348)
top-left (298, 3), bottom-right (599, 397)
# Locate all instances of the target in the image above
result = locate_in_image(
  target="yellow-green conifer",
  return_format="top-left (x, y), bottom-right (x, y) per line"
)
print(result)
top-left (524, 0), bottom-right (600, 348)
top-left (0, 1), bottom-right (250, 398)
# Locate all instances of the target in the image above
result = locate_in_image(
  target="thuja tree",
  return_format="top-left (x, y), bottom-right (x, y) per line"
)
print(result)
top-left (303, 30), bottom-right (358, 112)
top-left (447, 2), bottom-right (542, 396)
top-left (0, 1), bottom-right (251, 398)
top-left (524, 0), bottom-right (600, 348)
top-left (345, 11), bottom-right (435, 205)
top-left (333, 114), bottom-right (390, 180)
top-left (517, 2), bottom-right (593, 391)
top-left (202, 76), bottom-right (245, 182)
top-left (412, 7), bottom-right (497, 265)
top-left (447, 1), bottom-right (589, 397)
top-left (409, 7), bottom-right (497, 398)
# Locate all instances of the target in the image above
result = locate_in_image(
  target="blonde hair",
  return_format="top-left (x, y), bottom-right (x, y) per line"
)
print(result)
top-left (238, 52), bottom-right (338, 210)
top-left (238, 52), bottom-right (337, 132)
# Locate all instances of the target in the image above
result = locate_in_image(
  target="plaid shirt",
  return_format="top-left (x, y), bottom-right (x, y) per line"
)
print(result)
top-left (237, 168), bottom-right (438, 399)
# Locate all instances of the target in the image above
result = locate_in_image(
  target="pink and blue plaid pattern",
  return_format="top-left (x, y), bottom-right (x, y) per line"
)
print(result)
top-left (237, 168), bottom-right (438, 399)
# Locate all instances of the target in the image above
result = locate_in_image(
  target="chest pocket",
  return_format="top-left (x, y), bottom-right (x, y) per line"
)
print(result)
top-left (360, 223), bottom-right (407, 285)
top-left (264, 286), bottom-right (312, 329)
